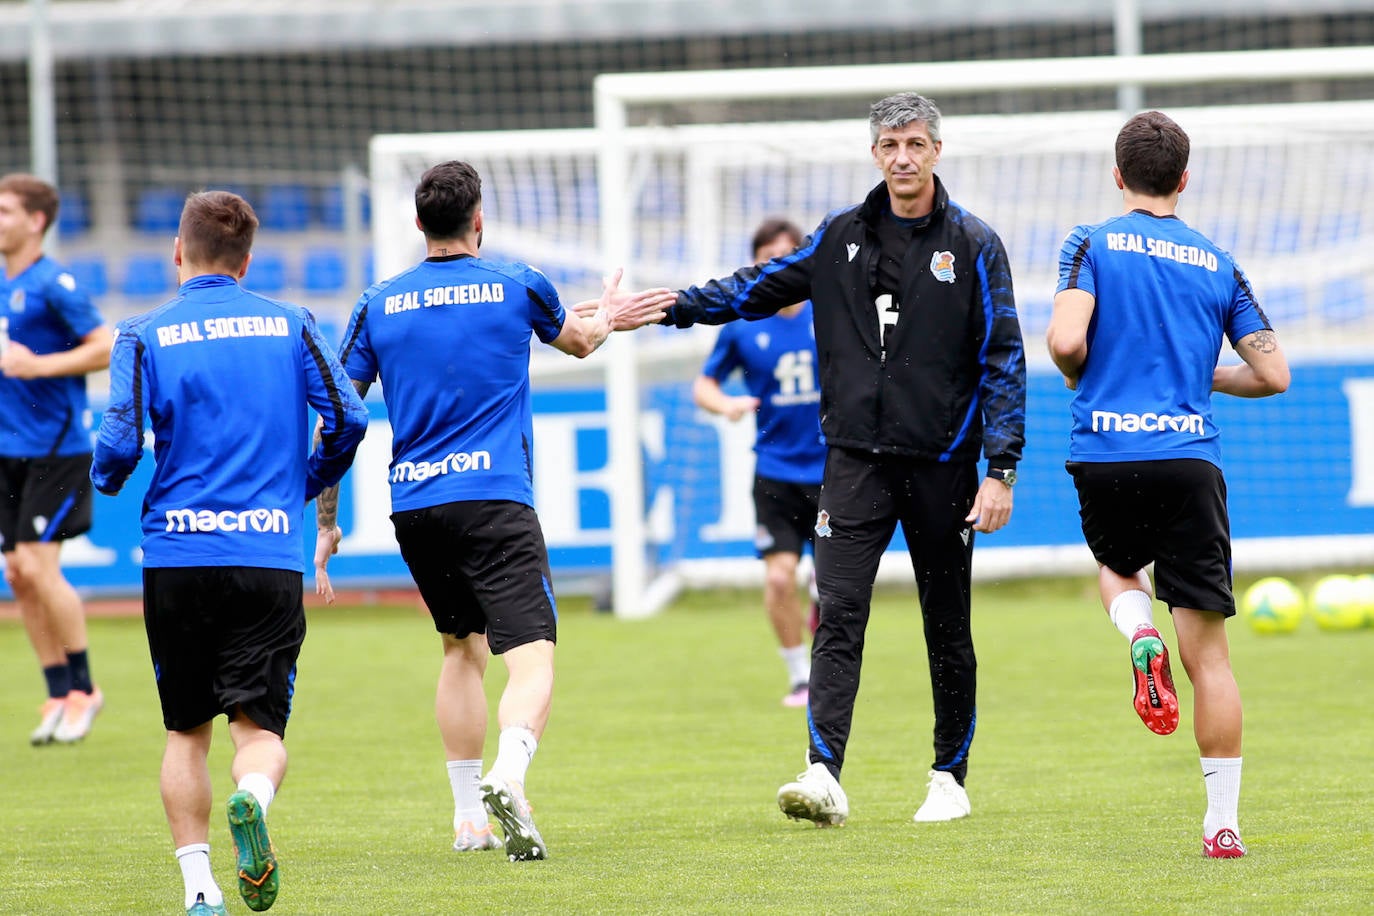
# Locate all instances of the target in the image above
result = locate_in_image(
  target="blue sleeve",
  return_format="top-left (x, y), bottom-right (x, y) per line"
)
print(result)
top-left (1056, 226), bottom-right (1095, 297)
top-left (527, 270), bottom-right (565, 344)
top-left (337, 297), bottom-right (377, 385)
top-left (976, 232), bottom-right (1027, 467)
top-left (90, 325), bottom-right (145, 495)
top-left (700, 326), bottom-right (741, 382)
top-left (665, 220), bottom-right (825, 328)
top-left (46, 271), bottom-right (104, 339)
top-left (301, 313), bottom-right (369, 502)
top-left (1225, 262), bottom-right (1270, 345)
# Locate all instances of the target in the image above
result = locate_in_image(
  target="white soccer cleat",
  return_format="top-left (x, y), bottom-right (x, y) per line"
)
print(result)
top-left (52, 687), bottom-right (103, 744)
top-left (453, 820), bottom-right (503, 852)
top-left (777, 761), bottom-right (848, 827)
top-left (30, 697), bottom-right (66, 745)
top-left (480, 774), bottom-right (546, 861)
top-left (912, 769), bottom-right (971, 822)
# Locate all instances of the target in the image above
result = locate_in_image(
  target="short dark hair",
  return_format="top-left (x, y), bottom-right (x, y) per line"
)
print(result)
top-left (1115, 111), bottom-right (1190, 197)
top-left (415, 161), bottom-right (481, 240)
top-left (0, 173), bottom-right (60, 236)
top-left (178, 190), bottom-right (258, 270)
top-left (751, 218), bottom-right (804, 260)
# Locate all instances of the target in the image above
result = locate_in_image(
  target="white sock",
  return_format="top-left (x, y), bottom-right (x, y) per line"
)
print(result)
top-left (780, 644), bottom-right (810, 687)
top-left (491, 726), bottom-right (537, 786)
top-left (1109, 590), bottom-right (1155, 639)
top-left (447, 758), bottom-right (487, 829)
top-left (175, 843), bottom-right (222, 908)
top-left (1201, 756), bottom-right (1243, 836)
top-left (237, 772), bottom-right (276, 817)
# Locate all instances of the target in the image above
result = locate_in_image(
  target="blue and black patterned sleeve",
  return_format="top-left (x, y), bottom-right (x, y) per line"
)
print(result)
top-left (975, 227), bottom-right (1026, 469)
top-left (90, 321), bottom-right (146, 495)
top-left (665, 218), bottom-right (827, 328)
top-left (301, 311), bottom-right (369, 502)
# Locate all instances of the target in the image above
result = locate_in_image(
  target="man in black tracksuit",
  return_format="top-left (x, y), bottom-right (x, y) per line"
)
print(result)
top-left (660, 93), bottom-right (1026, 826)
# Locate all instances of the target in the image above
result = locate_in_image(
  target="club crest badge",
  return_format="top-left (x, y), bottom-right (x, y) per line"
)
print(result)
top-left (930, 250), bottom-right (956, 283)
top-left (9, 289), bottom-right (25, 312)
top-left (814, 509), bottom-right (832, 538)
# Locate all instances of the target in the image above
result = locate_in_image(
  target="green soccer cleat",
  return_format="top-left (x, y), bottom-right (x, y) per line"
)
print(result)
top-left (227, 790), bottom-right (279, 911)
top-left (480, 774), bottom-right (547, 861)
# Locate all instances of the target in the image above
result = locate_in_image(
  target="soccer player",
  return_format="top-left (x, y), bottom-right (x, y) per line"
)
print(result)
top-left (0, 173), bottom-right (113, 746)
top-left (1046, 110), bottom-right (1290, 858)
top-left (692, 217), bottom-right (825, 707)
top-left (313, 160), bottom-right (673, 861)
top-left (640, 93), bottom-right (1027, 827)
top-left (91, 190), bottom-right (368, 914)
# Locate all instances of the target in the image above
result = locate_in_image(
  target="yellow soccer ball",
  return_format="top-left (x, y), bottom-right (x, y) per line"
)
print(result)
top-left (1240, 577), bottom-right (1304, 634)
top-left (1309, 574), bottom-right (1365, 631)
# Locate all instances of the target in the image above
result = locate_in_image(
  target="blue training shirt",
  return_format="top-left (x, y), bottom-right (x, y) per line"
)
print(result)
top-left (338, 254), bottom-right (565, 512)
top-left (91, 274), bottom-right (369, 571)
top-left (1056, 210), bottom-right (1270, 468)
top-left (700, 302), bottom-right (826, 484)
top-left (0, 255), bottom-right (106, 457)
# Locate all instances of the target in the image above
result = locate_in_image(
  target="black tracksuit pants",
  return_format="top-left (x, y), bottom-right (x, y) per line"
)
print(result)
top-left (807, 446), bottom-right (979, 785)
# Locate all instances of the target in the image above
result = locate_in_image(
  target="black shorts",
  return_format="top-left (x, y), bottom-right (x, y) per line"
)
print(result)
top-left (0, 454), bottom-right (94, 549)
top-left (1068, 458), bottom-right (1236, 616)
top-left (391, 500), bottom-right (557, 654)
top-left (753, 475), bottom-right (821, 558)
top-left (143, 566), bottom-right (306, 735)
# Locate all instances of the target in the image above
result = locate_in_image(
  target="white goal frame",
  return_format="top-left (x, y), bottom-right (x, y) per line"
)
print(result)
top-left (593, 46), bottom-right (1374, 618)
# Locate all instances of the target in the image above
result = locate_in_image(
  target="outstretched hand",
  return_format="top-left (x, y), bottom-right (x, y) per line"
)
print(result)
top-left (596, 269), bottom-right (676, 331)
top-left (314, 525), bottom-right (343, 604)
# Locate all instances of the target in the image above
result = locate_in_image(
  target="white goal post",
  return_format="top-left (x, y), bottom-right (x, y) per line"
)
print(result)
top-left (592, 46), bottom-right (1374, 617)
top-left (369, 46), bottom-right (1374, 618)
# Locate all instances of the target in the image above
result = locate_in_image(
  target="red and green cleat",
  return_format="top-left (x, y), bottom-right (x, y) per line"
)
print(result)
top-left (1129, 626), bottom-right (1179, 736)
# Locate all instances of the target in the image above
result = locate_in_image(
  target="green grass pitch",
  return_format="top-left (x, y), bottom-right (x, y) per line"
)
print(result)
top-left (1, 576), bottom-right (1371, 914)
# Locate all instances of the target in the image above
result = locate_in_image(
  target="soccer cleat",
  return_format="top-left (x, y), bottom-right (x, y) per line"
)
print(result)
top-left (187, 893), bottom-right (229, 916)
top-left (782, 683), bottom-right (809, 708)
top-left (1203, 827), bottom-right (1247, 858)
top-left (52, 687), bottom-right (103, 743)
top-left (30, 697), bottom-right (66, 745)
top-left (777, 761), bottom-right (848, 827)
top-left (481, 774), bottom-right (546, 861)
top-left (912, 769), bottom-right (971, 822)
top-left (227, 790), bottom-right (279, 911)
top-left (453, 820), bottom-right (503, 852)
top-left (1129, 626), bottom-right (1179, 735)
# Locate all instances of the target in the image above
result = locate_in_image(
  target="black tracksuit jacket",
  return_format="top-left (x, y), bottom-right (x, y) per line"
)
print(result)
top-left (664, 176), bottom-right (1026, 473)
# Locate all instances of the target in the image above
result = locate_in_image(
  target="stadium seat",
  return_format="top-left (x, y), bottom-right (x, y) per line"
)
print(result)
top-left (120, 254), bottom-right (174, 298)
top-left (1321, 276), bottom-right (1368, 325)
top-left (1314, 211), bottom-right (1363, 246)
top-left (57, 189), bottom-right (91, 238)
top-left (317, 184), bottom-right (371, 230)
top-left (133, 187), bottom-right (185, 234)
top-left (1263, 216), bottom-right (1304, 254)
top-left (302, 248), bottom-right (348, 293)
top-left (66, 255), bottom-right (109, 298)
top-left (258, 183), bottom-right (312, 231)
top-left (247, 249), bottom-right (289, 293)
top-left (1259, 285), bottom-right (1307, 325)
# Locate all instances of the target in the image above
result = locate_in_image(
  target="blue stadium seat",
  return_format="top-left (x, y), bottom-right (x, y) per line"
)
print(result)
top-left (133, 187), bottom-right (185, 234)
top-left (1259, 285), bottom-right (1306, 325)
top-left (120, 254), bottom-right (174, 298)
top-left (1321, 276), bottom-right (1368, 325)
top-left (1314, 211), bottom-right (1363, 246)
top-left (258, 184), bottom-right (312, 231)
top-left (247, 249), bottom-right (289, 293)
top-left (1263, 216), bottom-right (1304, 254)
top-left (57, 189), bottom-right (91, 238)
top-left (317, 184), bottom-right (371, 230)
top-left (302, 248), bottom-right (347, 293)
top-left (65, 255), bottom-right (109, 298)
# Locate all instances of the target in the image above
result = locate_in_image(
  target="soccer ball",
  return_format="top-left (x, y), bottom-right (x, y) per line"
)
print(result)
top-left (1309, 574), bottom-right (1365, 631)
top-left (1240, 577), bottom-right (1304, 634)
top-left (1352, 574), bottom-right (1374, 628)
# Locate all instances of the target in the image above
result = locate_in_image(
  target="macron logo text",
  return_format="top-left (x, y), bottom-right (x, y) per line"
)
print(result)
top-left (1092, 410), bottom-right (1204, 436)
top-left (165, 507), bottom-right (291, 534)
top-left (391, 450), bottom-right (492, 483)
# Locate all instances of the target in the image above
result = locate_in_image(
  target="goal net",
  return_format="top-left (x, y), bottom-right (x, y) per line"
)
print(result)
top-left (371, 47), bottom-right (1374, 617)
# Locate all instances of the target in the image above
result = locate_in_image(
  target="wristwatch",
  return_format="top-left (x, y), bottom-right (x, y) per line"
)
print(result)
top-left (988, 467), bottom-right (1017, 488)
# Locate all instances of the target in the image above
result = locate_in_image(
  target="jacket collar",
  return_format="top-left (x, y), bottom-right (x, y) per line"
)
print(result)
top-left (856, 174), bottom-right (949, 228)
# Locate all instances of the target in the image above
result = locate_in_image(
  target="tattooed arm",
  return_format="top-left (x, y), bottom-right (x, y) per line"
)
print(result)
top-left (1213, 329), bottom-right (1291, 398)
top-left (314, 377), bottom-right (371, 603)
